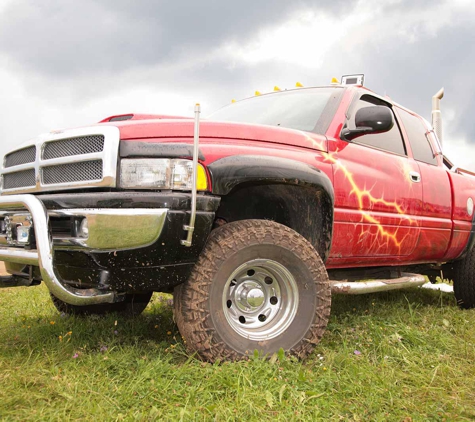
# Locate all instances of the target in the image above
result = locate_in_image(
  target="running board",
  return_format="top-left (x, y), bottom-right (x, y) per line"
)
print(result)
top-left (330, 273), bottom-right (426, 295)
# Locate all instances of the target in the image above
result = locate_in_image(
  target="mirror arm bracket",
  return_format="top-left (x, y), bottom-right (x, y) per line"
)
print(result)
top-left (340, 127), bottom-right (373, 142)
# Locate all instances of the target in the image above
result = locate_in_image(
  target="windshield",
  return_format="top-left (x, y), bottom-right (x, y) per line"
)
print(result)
top-left (208, 87), bottom-right (343, 134)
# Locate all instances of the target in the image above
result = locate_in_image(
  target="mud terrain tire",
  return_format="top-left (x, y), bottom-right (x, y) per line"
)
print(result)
top-left (51, 292), bottom-right (153, 316)
top-left (174, 219), bottom-right (331, 362)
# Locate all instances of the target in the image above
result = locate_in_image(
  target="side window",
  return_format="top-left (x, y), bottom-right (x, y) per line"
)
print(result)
top-left (348, 95), bottom-right (406, 156)
top-left (397, 108), bottom-right (437, 165)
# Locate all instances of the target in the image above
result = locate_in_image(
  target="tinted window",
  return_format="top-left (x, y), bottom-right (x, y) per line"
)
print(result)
top-left (348, 96), bottom-right (406, 155)
top-left (397, 108), bottom-right (437, 165)
top-left (208, 88), bottom-right (343, 134)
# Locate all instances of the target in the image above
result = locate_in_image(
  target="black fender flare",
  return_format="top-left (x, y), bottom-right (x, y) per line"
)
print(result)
top-left (208, 155), bottom-right (334, 203)
top-left (208, 155), bottom-right (334, 260)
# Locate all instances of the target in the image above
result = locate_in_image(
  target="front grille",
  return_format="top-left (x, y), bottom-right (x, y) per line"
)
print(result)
top-left (43, 135), bottom-right (105, 160)
top-left (0, 126), bottom-right (119, 194)
top-left (4, 146), bottom-right (36, 168)
top-left (3, 169), bottom-right (36, 189)
top-left (42, 160), bottom-right (103, 185)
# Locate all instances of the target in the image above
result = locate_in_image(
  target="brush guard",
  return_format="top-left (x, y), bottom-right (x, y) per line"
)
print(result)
top-left (0, 195), bottom-right (117, 305)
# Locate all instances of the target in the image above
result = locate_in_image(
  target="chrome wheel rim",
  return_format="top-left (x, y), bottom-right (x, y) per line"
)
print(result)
top-left (222, 259), bottom-right (299, 341)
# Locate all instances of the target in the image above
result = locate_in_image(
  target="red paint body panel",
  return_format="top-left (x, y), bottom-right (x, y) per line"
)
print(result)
top-left (445, 230), bottom-right (471, 260)
top-left (106, 120), bottom-right (328, 153)
top-left (448, 171), bottom-right (475, 222)
top-left (418, 163), bottom-right (452, 223)
top-left (107, 86), bottom-right (475, 269)
top-left (326, 133), bottom-right (422, 265)
top-left (98, 113), bottom-right (189, 122)
top-left (415, 162), bottom-right (452, 259)
top-left (124, 137), bottom-right (334, 185)
top-left (442, 170), bottom-right (475, 260)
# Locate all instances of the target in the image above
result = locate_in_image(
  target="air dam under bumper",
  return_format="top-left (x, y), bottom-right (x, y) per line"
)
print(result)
top-left (0, 195), bottom-right (168, 305)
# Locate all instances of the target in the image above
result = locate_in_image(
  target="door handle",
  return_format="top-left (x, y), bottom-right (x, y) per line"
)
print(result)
top-left (409, 171), bottom-right (421, 183)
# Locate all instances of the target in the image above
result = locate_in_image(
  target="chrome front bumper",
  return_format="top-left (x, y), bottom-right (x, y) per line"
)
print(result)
top-left (0, 194), bottom-right (167, 305)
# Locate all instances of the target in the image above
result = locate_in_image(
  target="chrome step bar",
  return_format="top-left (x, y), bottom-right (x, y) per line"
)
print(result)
top-left (0, 195), bottom-right (117, 305)
top-left (330, 273), bottom-right (426, 295)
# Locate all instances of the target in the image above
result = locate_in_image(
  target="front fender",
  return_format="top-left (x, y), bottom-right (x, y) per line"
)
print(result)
top-left (208, 155), bottom-right (334, 260)
top-left (208, 155), bottom-right (334, 204)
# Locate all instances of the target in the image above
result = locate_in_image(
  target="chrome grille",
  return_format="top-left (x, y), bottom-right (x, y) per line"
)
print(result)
top-left (42, 160), bottom-right (103, 185)
top-left (43, 135), bottom-right (105, 160)
top-left (3, 169), bottom-right (36, 189)
top-left (4, 146), bottom-right (36, 168)
top-left (0, 126), bottom-right (120, 195)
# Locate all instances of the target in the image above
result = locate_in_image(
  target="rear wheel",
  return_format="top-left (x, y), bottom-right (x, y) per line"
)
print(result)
top-left (50, 291), bottom-right (153, 316)
top-left (453, 248), bottom-right (475, 309)
top-left (174, 219), bottom-right (331, 362)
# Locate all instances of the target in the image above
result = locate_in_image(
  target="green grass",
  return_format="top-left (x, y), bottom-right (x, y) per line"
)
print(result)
top-left (0, 284), bottom-right (474, 421)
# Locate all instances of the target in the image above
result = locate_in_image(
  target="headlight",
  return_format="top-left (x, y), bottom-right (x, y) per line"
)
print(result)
top-left (119, 159), bottom-right (208, 190)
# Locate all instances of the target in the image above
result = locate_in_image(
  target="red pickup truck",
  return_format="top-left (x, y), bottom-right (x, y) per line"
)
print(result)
top-left (1, 78), bottom-right (474, 362)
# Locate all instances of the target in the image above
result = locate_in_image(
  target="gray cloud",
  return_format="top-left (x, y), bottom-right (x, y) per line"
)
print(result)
top-left (0, 0), bottom-right (351, 78)
top-left (319, 21), bottom-right (475, 145)
top-left (0, 0), bottom-right (474, 165)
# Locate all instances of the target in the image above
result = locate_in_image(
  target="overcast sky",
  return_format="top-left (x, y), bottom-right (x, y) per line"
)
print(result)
top-left (1, 0), bottom-right (474, 169)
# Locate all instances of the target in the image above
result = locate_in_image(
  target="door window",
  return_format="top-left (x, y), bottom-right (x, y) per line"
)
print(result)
top-left (397, 108), bottom-right (438, 165)
top-left (348, 95), bottom-right (406, 156)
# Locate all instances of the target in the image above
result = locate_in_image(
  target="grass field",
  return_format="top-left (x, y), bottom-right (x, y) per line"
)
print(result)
top-left (0, 277), bottom-right (474, 421)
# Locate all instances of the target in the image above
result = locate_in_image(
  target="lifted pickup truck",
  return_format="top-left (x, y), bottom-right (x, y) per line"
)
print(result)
top-left (1, 77), bottom-right (474, 361)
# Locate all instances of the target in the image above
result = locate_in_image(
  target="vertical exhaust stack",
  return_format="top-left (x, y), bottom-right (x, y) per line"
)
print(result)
top-left (432, 88), bottom-right (444, 147)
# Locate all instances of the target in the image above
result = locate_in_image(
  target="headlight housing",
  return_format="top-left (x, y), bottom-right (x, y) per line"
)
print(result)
top-left (119, 158), bottom-right (208, 190)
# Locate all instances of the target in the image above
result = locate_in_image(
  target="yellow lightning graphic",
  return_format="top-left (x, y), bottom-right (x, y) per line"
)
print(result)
top-left (298, 131), bottom-right (327, 151)
top-left (324, 152), bottom-right (416, 251)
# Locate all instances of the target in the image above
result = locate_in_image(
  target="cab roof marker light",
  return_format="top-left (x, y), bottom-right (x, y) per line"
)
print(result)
top-left (231, 99), bottom-right (236, 103)
top-left (274, 86), bottom-right (281, 91)
top-left (255, 91), bottom-right (262, 96)
top-left (295, 82), bottom-right (303, 87)
top-left (331, 77), bottom-right (339, 84)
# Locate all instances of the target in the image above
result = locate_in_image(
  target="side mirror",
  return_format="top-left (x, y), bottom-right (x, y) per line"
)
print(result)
top-left (341, 106), bottom-right (394, 141)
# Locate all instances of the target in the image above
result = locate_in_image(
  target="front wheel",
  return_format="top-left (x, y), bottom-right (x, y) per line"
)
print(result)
top-left (174, 219), bottom-right (331, 362)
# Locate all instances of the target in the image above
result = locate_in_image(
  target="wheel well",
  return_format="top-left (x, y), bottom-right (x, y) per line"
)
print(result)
top-left (214, 183), bottom-right (333, 261)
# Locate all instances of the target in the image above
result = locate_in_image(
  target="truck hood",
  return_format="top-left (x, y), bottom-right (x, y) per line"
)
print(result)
top-left (102, 119), bottom-right (327, 152)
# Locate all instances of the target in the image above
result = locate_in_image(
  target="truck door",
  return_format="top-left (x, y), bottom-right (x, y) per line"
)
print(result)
top-left (395, 107), bottom-right (452, 261)
top-left (327, 94), bottom-right (423, 267)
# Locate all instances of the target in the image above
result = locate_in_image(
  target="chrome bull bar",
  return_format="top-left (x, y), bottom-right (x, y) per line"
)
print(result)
top-left (0, 194), bottom-right (117, 305)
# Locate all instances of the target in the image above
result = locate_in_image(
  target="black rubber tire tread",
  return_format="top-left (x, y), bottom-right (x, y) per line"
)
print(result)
top-left (50, 292), bottom-right (153, 316)
top-left (453, 247), bottom-right (475, 309)
top-left (174, 219), bottom-right (331, 362)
